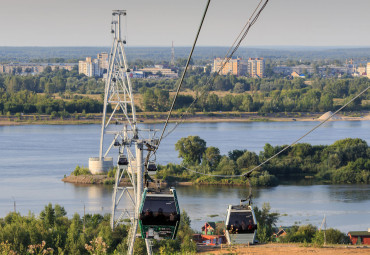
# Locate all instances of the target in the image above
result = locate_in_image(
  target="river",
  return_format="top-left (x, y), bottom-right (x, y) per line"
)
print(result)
top-left (0, 121), bottom-right (369, 233)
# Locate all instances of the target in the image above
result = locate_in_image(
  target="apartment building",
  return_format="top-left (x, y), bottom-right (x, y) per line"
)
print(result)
top-left (78, 57), bottom-right (101, 77)
top-left (213, 57), bottom-right (247, 76)
top-left (0, 63), bottom-right (75, 74)
top-left (97, 52), bottom-right (109, 70)
top-left (247, 58), bottom-right (265, 78)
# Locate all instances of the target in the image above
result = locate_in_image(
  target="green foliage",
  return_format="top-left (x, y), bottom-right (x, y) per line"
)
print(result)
top-left (0, 205), bottom-right (161, 255)
top-left (175, 136), bottom-right (207, 164)
top-left (254, 203), bottom-right (279, 243)
top-left (0, 90), bottom-right (103, 115)
top-left (282, 225), bottom-right (317, 243)
top-left (152, 210), bottom-right (196, 254)
top-left (107, 167), bottom-right (117, 178)
top-left (161, 136), bottom-right (369, 187)
top-left (312, 228), bottom-right (350, 245)
top-left (203, 146), bottom-right (221, 167)
top-left (72, 165), bottom-right (91, 176)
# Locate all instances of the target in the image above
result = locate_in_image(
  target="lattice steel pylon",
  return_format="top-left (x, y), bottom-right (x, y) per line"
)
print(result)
top-left (97, 10), bottom-right (157, 255)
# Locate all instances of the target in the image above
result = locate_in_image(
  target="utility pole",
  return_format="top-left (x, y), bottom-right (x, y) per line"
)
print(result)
top-left (102, 10), bottom-right (158, 255)
top-left (319, 214), bottom-right (327, 246)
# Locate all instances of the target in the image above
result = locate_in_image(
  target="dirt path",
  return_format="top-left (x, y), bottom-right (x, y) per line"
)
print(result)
top-left (197, 243), bottom-right (370, 255)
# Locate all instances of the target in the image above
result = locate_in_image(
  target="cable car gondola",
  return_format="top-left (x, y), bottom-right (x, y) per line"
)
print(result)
top-left (147, 161), bottom-right (157, 176)
top-left (139, 187), bottom-right (180, 240)
top-left (225, 203), bottom-right (257, 245)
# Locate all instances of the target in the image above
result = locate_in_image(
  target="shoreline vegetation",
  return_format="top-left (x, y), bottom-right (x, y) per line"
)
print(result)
top-left (63, 137), bottom-right (370, 187)
top-left (0, 202), bottom-right (362, 255)
top-left (2, 110), bottom-right (370, 126)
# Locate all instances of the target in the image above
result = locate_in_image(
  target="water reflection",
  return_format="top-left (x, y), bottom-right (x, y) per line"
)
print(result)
top-left (328, 185), bottom-right (370, 203)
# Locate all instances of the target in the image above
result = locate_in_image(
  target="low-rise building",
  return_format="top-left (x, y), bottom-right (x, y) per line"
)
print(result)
top-left (0, 63), bottom-right (75, 74)
top-left (348, 230), bottom-right (370, 245)
top-left (138, 66), bottom-right (178, 78)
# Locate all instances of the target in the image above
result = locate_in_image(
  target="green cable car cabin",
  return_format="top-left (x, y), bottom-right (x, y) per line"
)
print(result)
top-left (139, 188), bottom-right (180, 240)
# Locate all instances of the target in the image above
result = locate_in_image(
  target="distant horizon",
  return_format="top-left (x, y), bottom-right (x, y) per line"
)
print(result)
top-left (1, 45), bottom-right (370, 49)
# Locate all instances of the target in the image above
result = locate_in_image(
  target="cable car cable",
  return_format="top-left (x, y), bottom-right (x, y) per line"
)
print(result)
top-left (150, 0), bottom-right (212, 158)
top-left (181, 84), bottom-right (370, 178)
top-left (161, 0), bottom-right (270, 140)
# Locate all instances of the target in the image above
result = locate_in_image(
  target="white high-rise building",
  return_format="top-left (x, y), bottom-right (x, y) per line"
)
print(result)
top-left (79, 57), bottom-right (102, 77)
top-left (97, 52), bottom-right (109, 70)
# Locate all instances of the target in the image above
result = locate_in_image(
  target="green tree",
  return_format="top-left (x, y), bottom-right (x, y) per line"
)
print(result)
top-left (236, 151), bottom-right (259, 170)
top-left (254, 203), bottom-right (279, 243)
top-left (175, 136), bottom-right (206, 164)
top-left (203, 146), bottom-right (221, 168)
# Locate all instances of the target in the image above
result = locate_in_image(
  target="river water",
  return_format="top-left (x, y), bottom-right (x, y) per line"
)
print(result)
top-left (0, 121), bottom-right (369, 233)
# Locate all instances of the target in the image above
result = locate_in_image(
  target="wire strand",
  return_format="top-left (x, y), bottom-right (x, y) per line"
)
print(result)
top-left (152, 0), bottom-right (211, 157)
top-left (162, 0), bottom-right (269, 139)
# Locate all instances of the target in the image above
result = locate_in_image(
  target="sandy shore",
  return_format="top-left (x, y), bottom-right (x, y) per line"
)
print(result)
top-left (1, 112), bottom-right (369, 126)
top-left (197, 243), bottom-right (370, 255)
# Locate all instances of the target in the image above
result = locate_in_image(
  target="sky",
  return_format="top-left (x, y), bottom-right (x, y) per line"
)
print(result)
top-left (1, 0), bottom-right (370, 47)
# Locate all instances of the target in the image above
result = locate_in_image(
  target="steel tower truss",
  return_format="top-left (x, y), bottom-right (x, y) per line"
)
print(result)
top-left (102, 10), bottom-right (157, 255)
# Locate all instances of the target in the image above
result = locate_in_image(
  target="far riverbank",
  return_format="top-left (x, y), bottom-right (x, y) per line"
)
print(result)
top-left (1, 111), bottom-right (370, 126)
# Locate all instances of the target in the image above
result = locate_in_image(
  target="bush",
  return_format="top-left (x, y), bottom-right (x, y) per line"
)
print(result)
top-left (107, 167), bottom-right (117, 178)
top-left (72, 165), bottom-right (91, 176)
top-left (313, 228), bottom-right (350, 245)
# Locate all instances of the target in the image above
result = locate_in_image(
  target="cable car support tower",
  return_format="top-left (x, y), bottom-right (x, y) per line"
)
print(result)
top-left (91, 10), bottom-right (158, 255)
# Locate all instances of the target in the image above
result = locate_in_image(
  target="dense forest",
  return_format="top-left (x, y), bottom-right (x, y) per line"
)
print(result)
top-left (156, 136), bottom-right (370, 186)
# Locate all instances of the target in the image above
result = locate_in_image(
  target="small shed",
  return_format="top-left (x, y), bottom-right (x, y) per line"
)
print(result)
top-left (201, 222), bottom-right (225, 235)
top-left (202, 222), bottom-right (216, 235)
top-left (348, 230), bottom-right (370, 245)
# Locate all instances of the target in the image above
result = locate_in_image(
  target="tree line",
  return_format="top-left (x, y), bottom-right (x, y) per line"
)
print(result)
top-left (0, 90), bottom-right (103, 115)
top-left (0, 204), bottom-right (196, 255)
top-left (0, 67), bottom-right (104, 94)
top-left (138, 75), bottom-right (370, 113)
top-left (156, 136), bottom-right (370, 186)
top-left (1, 62), bottom-right (369, 116)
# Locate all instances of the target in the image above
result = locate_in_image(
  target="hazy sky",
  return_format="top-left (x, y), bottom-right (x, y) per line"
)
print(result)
top-left (1, 0), bottom-right (369, 47)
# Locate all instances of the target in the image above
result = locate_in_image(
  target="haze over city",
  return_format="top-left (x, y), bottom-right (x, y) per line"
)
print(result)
top-left (1, 0), bottom-right (370, 47)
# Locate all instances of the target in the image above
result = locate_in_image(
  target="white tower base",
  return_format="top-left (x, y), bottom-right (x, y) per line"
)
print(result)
top-left (88, 157), bottom-right (113, 174)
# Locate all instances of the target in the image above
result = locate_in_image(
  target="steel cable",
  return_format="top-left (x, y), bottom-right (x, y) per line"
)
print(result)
top-left (162, 0), bottom-right (270, 139)
top-left (150, 0), bottom-right (212, 158)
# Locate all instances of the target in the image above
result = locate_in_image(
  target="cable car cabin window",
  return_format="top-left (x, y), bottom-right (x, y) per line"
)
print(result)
top-left (227, 211), bottom-right (256, 234)
top-left (141, 196), bottom-right (179, 226)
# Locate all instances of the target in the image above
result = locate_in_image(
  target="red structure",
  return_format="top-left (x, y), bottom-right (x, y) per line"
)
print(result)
top-left (348, 231), bottom-right (370, 245)
top-left (193, 222), bottom-right (227, 246)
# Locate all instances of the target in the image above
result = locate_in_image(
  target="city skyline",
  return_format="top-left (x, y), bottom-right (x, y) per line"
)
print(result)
top-left (1, 0), bottom-right (370, 47)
